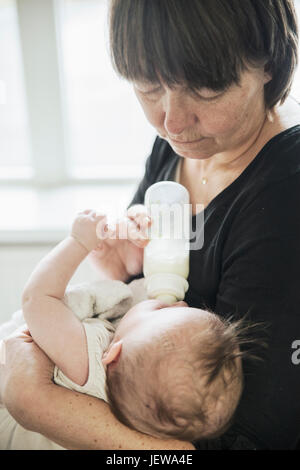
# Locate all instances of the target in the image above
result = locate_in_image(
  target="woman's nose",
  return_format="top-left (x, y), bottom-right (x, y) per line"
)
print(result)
top-left (163, 92), bottom-right (197, 136)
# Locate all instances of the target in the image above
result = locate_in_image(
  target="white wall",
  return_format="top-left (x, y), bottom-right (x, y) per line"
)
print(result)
top-left (0, 244), bottom-right (101, 324)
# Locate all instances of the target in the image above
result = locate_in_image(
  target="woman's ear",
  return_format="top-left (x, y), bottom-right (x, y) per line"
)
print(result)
top-left (263, 70), bottom-right (272, 85)
top-left (102, 340), bottom-right (123, 365)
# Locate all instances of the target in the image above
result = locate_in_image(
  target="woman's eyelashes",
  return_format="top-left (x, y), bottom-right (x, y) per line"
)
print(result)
top-left (138, 86), bottom-right (163, 101)
top-left (191, 88), bottom-right (225, 102)
top-left (135, 81), bottom-right (226, 103)
top-left (138, 86), bottom-right (224, 103)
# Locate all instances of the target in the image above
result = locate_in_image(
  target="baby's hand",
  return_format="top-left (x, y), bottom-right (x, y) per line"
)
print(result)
top-left (71, 209), bottom-right (108, 252)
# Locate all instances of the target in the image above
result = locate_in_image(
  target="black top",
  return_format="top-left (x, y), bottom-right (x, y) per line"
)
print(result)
top-left (127, 125), bottom-right (300, 450)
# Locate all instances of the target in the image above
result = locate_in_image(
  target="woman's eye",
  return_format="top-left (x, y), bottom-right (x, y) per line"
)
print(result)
top-left (192, 89), bottom-right (224, 101)
top-left (137, 86), bottom-right (163, 100)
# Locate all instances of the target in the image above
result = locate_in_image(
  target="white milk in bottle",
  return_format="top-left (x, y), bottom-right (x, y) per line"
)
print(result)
top-left (143, 181), bottom-right (190, 304)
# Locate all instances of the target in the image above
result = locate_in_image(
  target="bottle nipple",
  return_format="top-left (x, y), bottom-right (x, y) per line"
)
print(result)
top-left (156, 294), bottom-right (177, 305)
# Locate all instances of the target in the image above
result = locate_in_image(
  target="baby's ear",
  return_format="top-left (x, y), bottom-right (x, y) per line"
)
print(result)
top-left (102, 340), bottom-right (123, 365)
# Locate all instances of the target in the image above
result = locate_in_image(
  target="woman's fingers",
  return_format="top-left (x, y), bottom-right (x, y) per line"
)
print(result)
top-left (127, 204), bottom-right (148, 219)
top-left (126, 205), bottom-right (152, 246)
top-left (93, 205), bottom-right (151, 247)
top-left (127, 205), bottom-right (152, 229)
top-left (96, 215), bottom-right (149, 246)
top-left (116, 216), bottom-right (149, 247)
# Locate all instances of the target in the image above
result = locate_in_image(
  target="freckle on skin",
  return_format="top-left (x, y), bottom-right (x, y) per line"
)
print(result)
top-left (89, 402), bottom-right (92, 406)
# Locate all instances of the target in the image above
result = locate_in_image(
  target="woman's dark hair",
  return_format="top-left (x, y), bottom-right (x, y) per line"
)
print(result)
top-left (109, 0), bottom-right (298, 108)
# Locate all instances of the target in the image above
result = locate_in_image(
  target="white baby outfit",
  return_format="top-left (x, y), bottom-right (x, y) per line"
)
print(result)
top-left (0, 278), bottom-right (147, 450)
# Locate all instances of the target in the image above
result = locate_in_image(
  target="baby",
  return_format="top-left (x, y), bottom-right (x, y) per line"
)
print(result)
top-left (0, 210), bottom-right (243, 449)
top-left (104, 299), bottom-right (244, 442)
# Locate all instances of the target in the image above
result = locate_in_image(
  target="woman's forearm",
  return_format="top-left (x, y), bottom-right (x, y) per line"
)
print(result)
top-left (7, 381), bottom-right (195, 450)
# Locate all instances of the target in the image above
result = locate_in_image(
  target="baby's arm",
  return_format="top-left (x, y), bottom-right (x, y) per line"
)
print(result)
top-left (22, 210), bottom-right (107, 386)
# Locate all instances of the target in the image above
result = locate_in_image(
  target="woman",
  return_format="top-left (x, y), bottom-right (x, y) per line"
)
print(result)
top-left (1, 0), bottom-right (300, 450)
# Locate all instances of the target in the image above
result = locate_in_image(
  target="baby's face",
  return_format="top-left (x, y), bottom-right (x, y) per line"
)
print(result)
top-left (110, 299), bottom-right (208, 349)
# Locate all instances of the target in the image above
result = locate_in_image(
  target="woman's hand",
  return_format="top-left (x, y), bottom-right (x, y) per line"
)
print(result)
top-left (0, 326), bottom-right (54, 423)
top-left (89, 204), bottom-right (152, 281)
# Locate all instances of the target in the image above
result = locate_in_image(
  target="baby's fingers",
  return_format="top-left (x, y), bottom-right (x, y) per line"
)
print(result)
top-left (78, 209), bottom-right (92, 215)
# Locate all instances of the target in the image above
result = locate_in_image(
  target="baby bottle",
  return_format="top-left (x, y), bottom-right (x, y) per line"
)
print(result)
top-left (143, 181), bottom-right (190, 305)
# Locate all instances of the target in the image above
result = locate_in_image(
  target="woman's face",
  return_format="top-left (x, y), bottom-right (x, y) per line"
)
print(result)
top-left (133, 67), bottom-right (271, 160)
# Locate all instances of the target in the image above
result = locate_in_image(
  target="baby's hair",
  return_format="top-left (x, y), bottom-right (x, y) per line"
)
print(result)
top-left (105, 311), bottom-right (268, 441)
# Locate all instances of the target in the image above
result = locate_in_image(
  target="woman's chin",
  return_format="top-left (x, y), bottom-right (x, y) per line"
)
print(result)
top-left (172, 146), bottom-right (214, 160)
top-left (168, 138), bottom-right (215, 159)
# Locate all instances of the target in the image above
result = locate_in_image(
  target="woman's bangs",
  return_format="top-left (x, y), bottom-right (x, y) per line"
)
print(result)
top-left (110, 0), bottom-right (244, 91)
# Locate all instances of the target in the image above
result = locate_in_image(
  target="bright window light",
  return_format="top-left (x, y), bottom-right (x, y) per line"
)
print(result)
top-left (0, 0), bottom-right (31, 170)
top-left (57, 0), bottom-right (155, 175)
top-left (0, 79), bottom-right (6, 104)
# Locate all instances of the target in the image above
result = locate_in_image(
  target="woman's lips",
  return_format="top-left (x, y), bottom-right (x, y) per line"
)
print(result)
top-left (169, 137), bottom-right (204, 145)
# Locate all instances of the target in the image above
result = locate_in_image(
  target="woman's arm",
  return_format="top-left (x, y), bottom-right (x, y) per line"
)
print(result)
top-left (1, 333), bottom-right (195, 450)
top-left (17, 384), bottom-right (195, 450)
